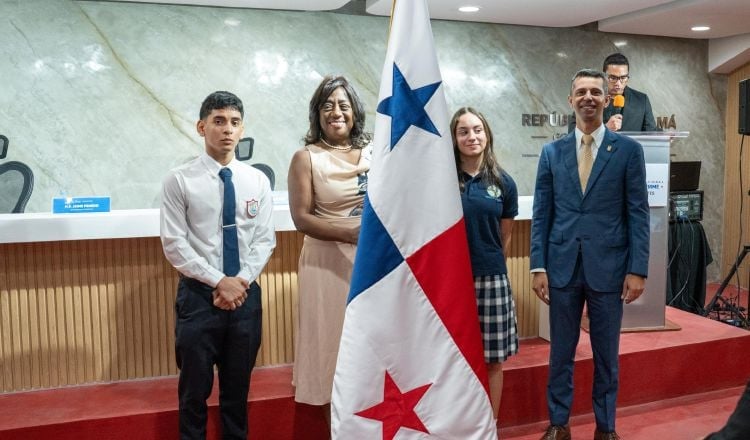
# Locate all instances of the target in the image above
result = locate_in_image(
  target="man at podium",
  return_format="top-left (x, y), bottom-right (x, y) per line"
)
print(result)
top-left (602, 52), bottom-right (658, 132)
top-left (568, 53), bottom-right (658, 133)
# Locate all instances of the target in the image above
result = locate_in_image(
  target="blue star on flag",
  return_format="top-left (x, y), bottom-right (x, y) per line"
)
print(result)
top-left (376, 63), bottom-right (442, 149)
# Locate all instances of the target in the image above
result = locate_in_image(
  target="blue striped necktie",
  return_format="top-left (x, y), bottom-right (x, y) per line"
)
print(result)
top-left (219, 167), bottom-right (240, 276)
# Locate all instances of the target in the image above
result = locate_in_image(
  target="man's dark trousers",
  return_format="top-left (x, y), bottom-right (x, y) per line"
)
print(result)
top-left (175, 277), bottom-right (262, 439)
top-left (547, 254), bottom-right (624, 433)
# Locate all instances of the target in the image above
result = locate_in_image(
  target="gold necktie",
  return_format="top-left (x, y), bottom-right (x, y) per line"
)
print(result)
top-left (578, 134), bottom-right (594, 192)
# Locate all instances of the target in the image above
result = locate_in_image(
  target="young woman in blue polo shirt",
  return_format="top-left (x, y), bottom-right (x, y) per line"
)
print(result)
top-left (451, 107), bottom-right (519, 421)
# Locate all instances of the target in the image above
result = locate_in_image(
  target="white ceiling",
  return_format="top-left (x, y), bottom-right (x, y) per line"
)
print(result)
top-left (97, 0), bottom-right (750, 72)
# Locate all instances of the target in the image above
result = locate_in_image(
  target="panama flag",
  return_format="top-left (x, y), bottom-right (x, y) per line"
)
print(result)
top-left (331, 0), bottom-right (497, 438)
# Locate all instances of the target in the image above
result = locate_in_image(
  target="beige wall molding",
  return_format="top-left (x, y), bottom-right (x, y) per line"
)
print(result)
top-left (0, 226), bottom-right (534, 393)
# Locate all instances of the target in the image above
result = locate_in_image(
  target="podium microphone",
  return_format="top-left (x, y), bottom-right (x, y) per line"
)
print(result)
top-left (612, 94), bottom-right (625, 115)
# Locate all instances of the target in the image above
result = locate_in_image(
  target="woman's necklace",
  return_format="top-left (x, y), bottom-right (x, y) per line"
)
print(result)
top-left (321, 137), bottom-right (352, 151)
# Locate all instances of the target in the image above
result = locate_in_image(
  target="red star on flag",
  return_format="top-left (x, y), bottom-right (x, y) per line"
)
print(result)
top-left (355, 371), bottom-right (432, 440)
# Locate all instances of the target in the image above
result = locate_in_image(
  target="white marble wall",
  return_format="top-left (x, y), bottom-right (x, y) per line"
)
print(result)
top-left (0, 0), bottom-right (726, 279)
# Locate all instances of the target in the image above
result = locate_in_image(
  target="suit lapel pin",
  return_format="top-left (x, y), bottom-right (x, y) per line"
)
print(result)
top-left (607, 145), bottom-right (612, 152)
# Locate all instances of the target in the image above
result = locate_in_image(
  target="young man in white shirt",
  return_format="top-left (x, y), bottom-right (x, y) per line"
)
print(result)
top-left (160, 91), bottom-right (275, 439)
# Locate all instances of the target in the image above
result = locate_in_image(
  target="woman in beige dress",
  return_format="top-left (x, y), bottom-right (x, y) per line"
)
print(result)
top-left (287, 75), bottom-right (371, 428)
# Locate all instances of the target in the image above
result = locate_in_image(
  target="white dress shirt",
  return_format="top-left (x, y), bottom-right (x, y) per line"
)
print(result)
top-left (160, 153), bottom-right (276, 287)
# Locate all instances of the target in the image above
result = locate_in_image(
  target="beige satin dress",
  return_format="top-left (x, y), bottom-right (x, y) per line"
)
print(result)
top-left (292, 144), bottom-right (370, 405)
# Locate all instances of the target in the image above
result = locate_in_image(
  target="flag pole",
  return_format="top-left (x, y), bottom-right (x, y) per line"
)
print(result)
top-left (388, 0), bottom-right (396, 37)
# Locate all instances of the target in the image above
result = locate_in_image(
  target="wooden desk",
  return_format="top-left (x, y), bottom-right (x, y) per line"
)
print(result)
top-left (0, 200), bottom-right (535, 393)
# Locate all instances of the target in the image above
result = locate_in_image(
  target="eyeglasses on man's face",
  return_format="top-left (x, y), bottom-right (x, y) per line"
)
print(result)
top-left (607, 74), bottom-right (630, 83)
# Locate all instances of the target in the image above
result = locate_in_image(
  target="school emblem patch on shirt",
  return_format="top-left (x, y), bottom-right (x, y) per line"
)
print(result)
top-left (486, 185), bottom-right (502, 198)
top-left (245, 199), bottom-right (259, 218)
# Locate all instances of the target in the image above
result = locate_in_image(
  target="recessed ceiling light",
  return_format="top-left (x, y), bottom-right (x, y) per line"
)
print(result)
top-left (614, 40), bottom-right (627, 47)
top-left (458, 6), bottom-right (480, 13)
top-left (691, 25), bottom-right (710, 31)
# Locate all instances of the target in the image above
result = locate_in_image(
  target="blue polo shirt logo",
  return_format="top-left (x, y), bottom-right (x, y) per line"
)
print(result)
top-left (486, 185), bottom-right (502, 199)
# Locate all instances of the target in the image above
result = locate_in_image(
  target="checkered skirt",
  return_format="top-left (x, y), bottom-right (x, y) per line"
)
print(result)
top-left (475, 274), bottom-right (519, 363)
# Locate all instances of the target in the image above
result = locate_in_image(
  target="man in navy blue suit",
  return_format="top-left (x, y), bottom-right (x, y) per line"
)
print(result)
top-left (531, 69), bottom-right (650, 440)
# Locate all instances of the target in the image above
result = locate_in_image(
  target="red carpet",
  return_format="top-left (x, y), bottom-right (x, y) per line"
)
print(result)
top-left (0, 365), bottom-right (327, 440)
top-left (501, 385), bottom-right (747, 440)
top-left (500, 306), bottom-right (750, 428)
top-left (1, 306), bottom-right (749, 439)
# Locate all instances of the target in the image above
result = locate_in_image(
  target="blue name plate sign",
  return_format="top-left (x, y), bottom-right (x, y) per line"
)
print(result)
top-left (52, 196), bottom-right (111, 213)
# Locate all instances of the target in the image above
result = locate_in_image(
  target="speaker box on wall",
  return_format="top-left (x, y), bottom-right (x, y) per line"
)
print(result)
top-left (741, 78), bottom-right (750, 135)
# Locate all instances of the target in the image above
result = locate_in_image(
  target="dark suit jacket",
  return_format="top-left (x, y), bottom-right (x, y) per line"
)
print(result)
top-left (567, 86), bottom-right (658, 133)
top-left (604, 86), bottom-right (658, 132)
top-left (530, 129), bottom-right (650, 292)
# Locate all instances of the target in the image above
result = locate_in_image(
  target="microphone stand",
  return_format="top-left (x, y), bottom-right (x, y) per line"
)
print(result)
top-left (702, 244), bottom-right (750, 327)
